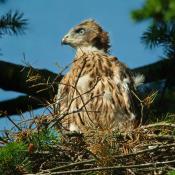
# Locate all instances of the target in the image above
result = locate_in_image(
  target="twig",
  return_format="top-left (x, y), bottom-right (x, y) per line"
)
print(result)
top-left (36, 159), bottom-right (175, 174)
top-left (147, 134), bottom-right (175, 141)
top-left (142, 122), bottom-right (175, 128)
top-left (131, 90), bottom-right (144, 125)
top-left (49, 93), bottom-right (102, 128)
top-left (37, 143), bottom-right (175, 174)
top-left (114, 142), bottom-right (175, 159)
top-left (65, 54), bottom-right (87, 112)
top-left (41, 159), bottom-right (95, 173)
top-left (51, 56), bottom-right (101, 128)
top-left (6, 115), bottom-right (22, 131)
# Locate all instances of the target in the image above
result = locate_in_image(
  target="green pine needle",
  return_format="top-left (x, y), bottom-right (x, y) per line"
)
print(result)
top-left (0, 10), bottom-right (28, 36)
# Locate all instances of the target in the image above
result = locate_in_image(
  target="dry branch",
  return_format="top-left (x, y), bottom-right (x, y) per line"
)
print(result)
top-left (24, 123), bottom-right (175, 174)
top-left (37, 142), bottom-right (175, 174)
top-left (35, 160), bottom-right (175, 175)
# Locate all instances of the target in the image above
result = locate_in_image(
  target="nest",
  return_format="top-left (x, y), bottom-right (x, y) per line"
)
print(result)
top-left (24, 122), bottom-right (175, 175)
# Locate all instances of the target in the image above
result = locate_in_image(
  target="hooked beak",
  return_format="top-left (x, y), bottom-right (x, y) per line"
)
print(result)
top-left (61, 34), bottom-right (69, 45)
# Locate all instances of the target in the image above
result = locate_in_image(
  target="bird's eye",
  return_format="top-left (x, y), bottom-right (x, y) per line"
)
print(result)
top-left (75, 28), bottom-right (85, 35)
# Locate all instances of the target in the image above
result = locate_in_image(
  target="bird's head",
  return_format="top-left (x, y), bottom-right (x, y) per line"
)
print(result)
top-left (61, 19), bottom-right (110, 53)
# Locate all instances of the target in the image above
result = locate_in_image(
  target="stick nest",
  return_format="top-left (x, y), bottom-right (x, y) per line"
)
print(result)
top-left (21, 122), bottom-right (175, 175)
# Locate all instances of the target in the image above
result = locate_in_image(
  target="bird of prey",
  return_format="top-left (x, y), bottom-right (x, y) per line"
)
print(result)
top-left (56, 19), bottom-right (142, 133)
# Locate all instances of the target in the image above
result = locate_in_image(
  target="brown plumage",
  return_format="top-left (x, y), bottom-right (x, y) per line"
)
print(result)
top-left (56, 19), bottom-right (142, 132)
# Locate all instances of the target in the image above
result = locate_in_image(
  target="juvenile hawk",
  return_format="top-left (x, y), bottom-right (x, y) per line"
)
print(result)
top-left (56, 19), bottom-right (142, 132)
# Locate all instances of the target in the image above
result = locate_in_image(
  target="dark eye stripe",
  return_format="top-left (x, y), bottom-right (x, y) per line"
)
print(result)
top-left (75, 28), bottom-right (85, 33)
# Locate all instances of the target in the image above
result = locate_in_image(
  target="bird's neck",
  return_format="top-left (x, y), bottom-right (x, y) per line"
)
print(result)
top-left (76, 46), bottom-right (106, 55)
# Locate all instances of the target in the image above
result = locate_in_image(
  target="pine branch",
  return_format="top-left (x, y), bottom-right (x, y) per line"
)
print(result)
top-left (133, 58), bottom-right (175, 83)
top-left (0, 60), bottom-right (63, 117)
top-left (131, 0), bottom-right (175, 23)
top-left (0, 58), bottom-right (175, 117)
top-left (0, 95), bottom-right (43, 117)
top-left (0, 60), bottom-right (62, 99)
top-left (141, 23), bottom-right (175, 58)
top-left (141, 23), bottom-right (168, 49)
top-left (0, 10), bottom-right (27, 36)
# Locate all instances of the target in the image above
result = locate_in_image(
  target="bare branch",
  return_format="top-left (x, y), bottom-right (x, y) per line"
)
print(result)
top-left (36, 159), bottom-right (175, 175)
